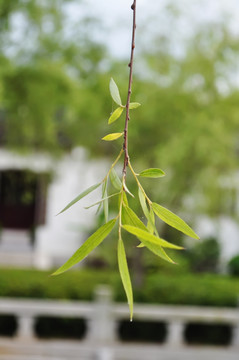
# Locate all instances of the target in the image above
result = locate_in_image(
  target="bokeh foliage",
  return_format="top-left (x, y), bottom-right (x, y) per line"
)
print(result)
top-left (0, 267), bottom-right (239, 307)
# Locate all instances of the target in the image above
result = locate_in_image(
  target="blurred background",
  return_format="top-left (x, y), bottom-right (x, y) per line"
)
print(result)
top-left (0, 0), bottom-right (239, 359)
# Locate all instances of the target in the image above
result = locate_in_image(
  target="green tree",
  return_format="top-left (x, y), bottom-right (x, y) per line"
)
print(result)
top-left (0, 0), bottom-right (108, 152)
top-left (124, 24), bottom-right (239, 219)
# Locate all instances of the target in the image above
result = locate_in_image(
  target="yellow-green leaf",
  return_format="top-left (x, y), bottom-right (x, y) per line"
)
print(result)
top-left (109, 78), bottom-right (122, 106)
top-left (108, 107), bottom-right (124, 124)
top-left (147, 207), bottom-right (156, 234)
top-left (139, 168), bottom-right (165, 178)
top-left (102, 132), bottom-right (123, 141)
top-left (110, 168), bottom-right (122, 190)
top-left (118, 237), bottom-right (133, 320)
top-left (137, 243), bottom-right (145, 248)
top-left (122, 205), bottom-right (148, 231)
top-left (152, 203), bottom-right (200, 239)
top-left (52, 219), bottom-right (116, 275)
top-left (122, 225), bottom-right (184, 250)
top-left (84, 192), bottom-right (119, 210)
top-left (129, 102), bottom-right (141, 109)
top-left (139, 239), bottom-right (175, 264)
top-left (121, 208), bottom-right (174, 262)
top-left (57, 182), bottom-right (101, 215)
top-left (122, 192), bottom-right (128, 206)
top-left (138, 187), bottom-right (150, 220)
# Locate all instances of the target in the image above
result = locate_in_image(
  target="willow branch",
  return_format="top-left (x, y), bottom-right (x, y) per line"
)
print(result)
top-left (122, 0), bottom-right (137, 180)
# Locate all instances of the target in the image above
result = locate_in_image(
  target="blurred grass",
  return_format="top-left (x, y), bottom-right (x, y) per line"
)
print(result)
top-left (0, 267), bottom-right (239, 307)
top-left (0, 268), bottom-right (115, 300)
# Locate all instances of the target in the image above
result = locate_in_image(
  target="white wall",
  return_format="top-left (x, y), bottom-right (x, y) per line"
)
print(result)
top-left (0, 148), bottom-right (109, 269)
top-left (34, 148), bottom-right (109, 268)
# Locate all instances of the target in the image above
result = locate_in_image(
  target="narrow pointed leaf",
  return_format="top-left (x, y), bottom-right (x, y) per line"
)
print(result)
top-left (136, 233), bottom-right (175, 262)
top-left (110, 168), bottom-right (122, 190)
top-left (139, 239), bottom-right (175, 264)
top-left (138, 187), bottom-right (150, 220)
top-left (147, 207), bottom-right (156, 234)
top-left (109, 78), bottom-right (122, 106)
top-left (139, 168), bottom-right (165, 178)
top-left (53, 219), bottom-right (116, 275)
top-left (57, 182), bottom-right (101, 215)
top-left (137, 243), bottom-right (145, 248)
top-left (122, 205), bottom-right (148, 231)
top-left (123, 225), bottom-right (184, 250)
top-left (120, 207), bottom-right (162, 253)
top-left (118, 237), bottom-right (133, 320)
top-left (102, 132), bottom-right (123, 141)
top-left (108, 107), bottom-right (124, 124)
top-left (102, 179), bottom-right (108, 222)
top-left (129, 102), bottom-right (141, 109)
top-left (96, 202), bottom-right (102, 215)
top-left (122, 192), bottom-right (128, 206)
top-left (84, 192), bottom-right (119, 209)
top-left (152, 203), bottom-right (200, 239)
top-left (96, 182), bottom-right (104, 215)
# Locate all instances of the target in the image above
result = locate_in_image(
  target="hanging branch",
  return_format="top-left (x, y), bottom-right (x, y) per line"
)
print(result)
top-left (123, 0), bottom-right (137, 179)
top-left (53, 0), bottom-right (199, 321)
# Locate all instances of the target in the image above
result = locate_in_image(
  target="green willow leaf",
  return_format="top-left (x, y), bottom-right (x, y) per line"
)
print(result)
top-left (108, 107), bottom-right (124, 124)
top-left (84, 192), bottom-right (119, 209)
top-left (118, 237), bottom-right (133, 320)
top-left (138, 187), bottom-right (150, 220)
top-left (129, 102), bottom-right (141, 109)
top-left (137, 243), bottom-right (145, 248)
top-left (57, 182), bottom-right (101, 215)
top-left (110, 168), bottom-right (122, 190)
top-left (147, 207), bottom-right (156, 234)
top-left (122, 205), bottom-right (148, 231)
top-left (53, 219), bottom-right (116, 275)
top-left (138, 238), bottom-right (175, 264)
top-left (102, 178), bottom-right (108, 223)
top-left (109, 78), bottom-right (122, 106)
top-left (139, 190), bottom-right (157, 235)
top-left (122, 192), bottom-right (128, 206)
top-left (123, 225), bottom-right (184, 250)
top-left (102, 132), bottom-right (123, 141)
top-left (139, 168), bottom-right (165, 178)
top-left (152, 203), bottom-right (200, 239)
top-left (96, 181), bottom-right (105, 215)
top-left (96, 199), bottom-right (102, 215)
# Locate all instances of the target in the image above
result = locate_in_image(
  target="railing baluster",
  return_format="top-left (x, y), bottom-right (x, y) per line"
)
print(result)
top-left (16, 315), bottom-right (35, 340)
top-left (87, 285), bottom-right (117, 344)
top-left (232, 324), bottom-right (239, 347)
top-left (166, 320), bottom-right (185, 347)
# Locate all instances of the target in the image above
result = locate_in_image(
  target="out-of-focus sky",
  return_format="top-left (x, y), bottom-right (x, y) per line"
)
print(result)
top-left (66, 0), bottom-right (239, 58)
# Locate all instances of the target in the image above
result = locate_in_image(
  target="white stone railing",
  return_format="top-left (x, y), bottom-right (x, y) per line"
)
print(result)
top-left (0, 285), bottom-right (239, 347)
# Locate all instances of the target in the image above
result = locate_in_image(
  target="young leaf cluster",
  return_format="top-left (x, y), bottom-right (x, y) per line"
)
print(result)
top-left (54, 79), bottom-right (199, 320)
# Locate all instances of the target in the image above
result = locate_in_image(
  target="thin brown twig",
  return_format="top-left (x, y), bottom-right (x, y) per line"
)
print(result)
top-left (122, 0), bottom-right (137, 181)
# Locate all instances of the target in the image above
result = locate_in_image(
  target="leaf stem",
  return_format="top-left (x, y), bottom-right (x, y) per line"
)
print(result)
top-left (128, 160), bottom-right (152, 205)
top-left (122, 0), bottom-right (137, 180)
